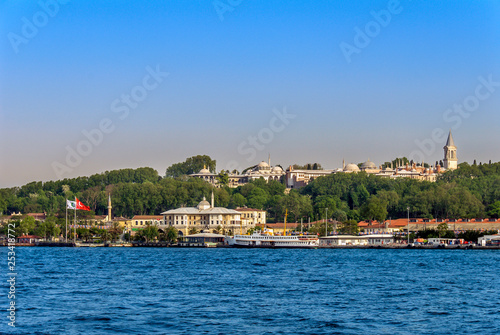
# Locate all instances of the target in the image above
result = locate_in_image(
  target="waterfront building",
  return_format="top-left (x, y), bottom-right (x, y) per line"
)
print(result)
top-left (236, 207), bottom-right (266, 226)
top-left (160, 193), bottom-right (245, 236)
top-left (319, 234), bottom-right (394, 246)
top-left (359, 218), bottom-right (500, 234)
top-left (178, 232), bottom-right (226, 247)
top-left (131, 215), bottom-right (163, 227)
top-left (16, 235), bottom-right (42, 244)
top-left (319, 235), bottom-right (365, 246)
top-left (478, 234), bottom-right (500, 246)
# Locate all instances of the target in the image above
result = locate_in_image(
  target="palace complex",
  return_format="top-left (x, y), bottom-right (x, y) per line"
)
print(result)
top-left (191, 131), bottom-right (459, 189)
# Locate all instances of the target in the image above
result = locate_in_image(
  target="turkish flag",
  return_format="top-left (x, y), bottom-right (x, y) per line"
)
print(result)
top-left (75, 198), bottom-right (91, 211)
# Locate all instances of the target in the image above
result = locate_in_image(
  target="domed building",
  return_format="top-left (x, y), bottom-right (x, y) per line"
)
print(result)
top-left (256, 161), bottom-right (271, 171)
top-left (190, 165), bottom-right (217, 186)
top-left (197, 197), bottom-right (211, 210)
top-left (161, 192), bottom-right (248, 236)
top-left (227, 156), bottom-right (285, 187)
top-left (198, 166), bottom-right (211, 174)
top-left (343, 163), bottom-right (360, 173)
top-left (359, 159), bottom-right (380, 173)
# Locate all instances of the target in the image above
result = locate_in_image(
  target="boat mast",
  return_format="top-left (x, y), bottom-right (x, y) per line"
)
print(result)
top-left (284, 209), bottom-right (288, 236)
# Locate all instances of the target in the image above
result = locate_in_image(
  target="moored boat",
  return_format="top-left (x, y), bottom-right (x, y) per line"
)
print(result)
top-left (226, 229), bottom-right (319, 248)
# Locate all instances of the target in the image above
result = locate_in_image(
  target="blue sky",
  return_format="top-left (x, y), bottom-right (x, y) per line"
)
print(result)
top-left (1, 0), bottom-right (499, 187)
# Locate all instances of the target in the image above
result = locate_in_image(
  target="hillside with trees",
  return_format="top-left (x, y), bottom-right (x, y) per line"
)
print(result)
top-left (1, 158), bottom-right (500, 226)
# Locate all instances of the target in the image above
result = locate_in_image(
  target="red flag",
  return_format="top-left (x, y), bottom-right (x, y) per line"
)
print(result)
top-left (75, 198), bottom-right (91, 211)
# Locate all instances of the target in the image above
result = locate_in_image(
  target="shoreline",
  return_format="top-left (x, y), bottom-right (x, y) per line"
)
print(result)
top-left (3, 242), bottom-right (500, 250)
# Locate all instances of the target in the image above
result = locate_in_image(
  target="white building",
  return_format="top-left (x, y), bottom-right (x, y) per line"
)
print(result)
top-left (319, 234), bottom-right (394, 246)
top-left (160, 193), bottom-right (246, 236)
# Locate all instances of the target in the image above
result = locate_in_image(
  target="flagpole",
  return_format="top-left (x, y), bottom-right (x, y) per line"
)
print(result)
top-left (74, 197), bottom-right (77, 244)
top-left (65, 200), bottom-right (68, 243)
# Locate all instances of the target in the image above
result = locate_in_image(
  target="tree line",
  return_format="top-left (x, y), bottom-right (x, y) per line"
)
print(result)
top-left (1, 157), bottom-right (500, 227)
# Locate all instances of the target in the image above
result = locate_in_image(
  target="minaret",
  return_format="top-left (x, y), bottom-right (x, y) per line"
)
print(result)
top-left (107, 194), bottom-right (112, 222)
top-left (342, 159), bottom-right (345, 170)
top-left (268, 153), bottom-right (271, 167)
top-left (211, 191), bottom-right (214, 208)
top-left (443, 130), bottom-right (458, 170)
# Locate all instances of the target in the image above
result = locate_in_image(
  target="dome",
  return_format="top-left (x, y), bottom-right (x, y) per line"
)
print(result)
top-left (343, 163), bottom-right (360, 172)
top-left (257, 161), bottom-right (270, 168)
top-left (198, 166), bottom-right (211, 174)
top-left (272, 166), bottom-right (283, 173)
top-left (361, 159), bottom-right (377, 169)
top-left (197, 197), bottom-right (211, 210)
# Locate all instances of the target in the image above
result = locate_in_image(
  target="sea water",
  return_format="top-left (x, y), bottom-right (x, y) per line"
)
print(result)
top-left (2, 247), bottom-right (499, 334)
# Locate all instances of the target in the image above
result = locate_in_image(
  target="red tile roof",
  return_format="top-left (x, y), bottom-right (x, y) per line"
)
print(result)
top-left (358, 218), bottom-right (500, 227)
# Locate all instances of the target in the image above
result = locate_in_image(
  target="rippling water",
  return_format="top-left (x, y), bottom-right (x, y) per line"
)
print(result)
top-left (2, 247), bottom-right (500, 334)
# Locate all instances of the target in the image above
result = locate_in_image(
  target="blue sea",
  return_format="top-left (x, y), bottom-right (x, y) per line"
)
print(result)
top-left (2, 247), bottom-right (500, 334)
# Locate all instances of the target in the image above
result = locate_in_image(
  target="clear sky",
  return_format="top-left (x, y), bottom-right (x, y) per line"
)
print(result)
top-left (1, 0), bottom-right (499, 188)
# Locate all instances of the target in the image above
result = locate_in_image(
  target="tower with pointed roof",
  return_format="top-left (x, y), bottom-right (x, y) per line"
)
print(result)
top-left (443, 130), bottom-right (457, 170)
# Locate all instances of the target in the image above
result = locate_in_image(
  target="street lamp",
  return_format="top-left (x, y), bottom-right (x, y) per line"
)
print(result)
top-left (407, 207), bottom-right (410, 244)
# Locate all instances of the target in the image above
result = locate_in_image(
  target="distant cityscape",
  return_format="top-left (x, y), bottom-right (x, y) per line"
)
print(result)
top-left (3, 129), bottom-right (500, 248)
top-left (193, 130), bottom-right (459, 188)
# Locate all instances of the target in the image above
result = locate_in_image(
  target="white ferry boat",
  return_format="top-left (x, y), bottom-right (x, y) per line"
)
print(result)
top-left (226, 229), bottom-right (319, 248)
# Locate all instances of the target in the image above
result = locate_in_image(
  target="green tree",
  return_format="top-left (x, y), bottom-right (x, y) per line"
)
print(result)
top-left (332, 209), bottom-right (347, 222)
top-left (79, 229), bottom-right (92, 242)
top-left (292, 163), bottom-right (323, 170)
top-left (437, 222), bottom-right (449, 238)
top-left (141, 223), bottom-right (159, 242)
top-left (338, 219), bottom-right (359, 235)
top-left (247, 187), bottom-right (269, 210)
top-left (35, 216), bottom-right (60, 240)
top-left (313, 195), bottom-right (338, 217)
top-left (101, 230), bottom-right (111, 243)
top-left (164, 226), bottom-right (178, 244)
top-left (229, 193), bottom-right (246, 208)
top-left (109, 222), bottom-right (122, 242)
top-left (308, 221), bottom-right (334, 237)
top-left (487, 201), bottom-right (500, 218)
top-left (166, 155), bottom-right (216, 178)
top-left (216, 170), bottom-right (229, 186)
top-left (35, 221), bottom-right (48, 240)
top-left (19, 216), bottom-right (36, 236)
top-left (360, 196), bottom-right (388, 222)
